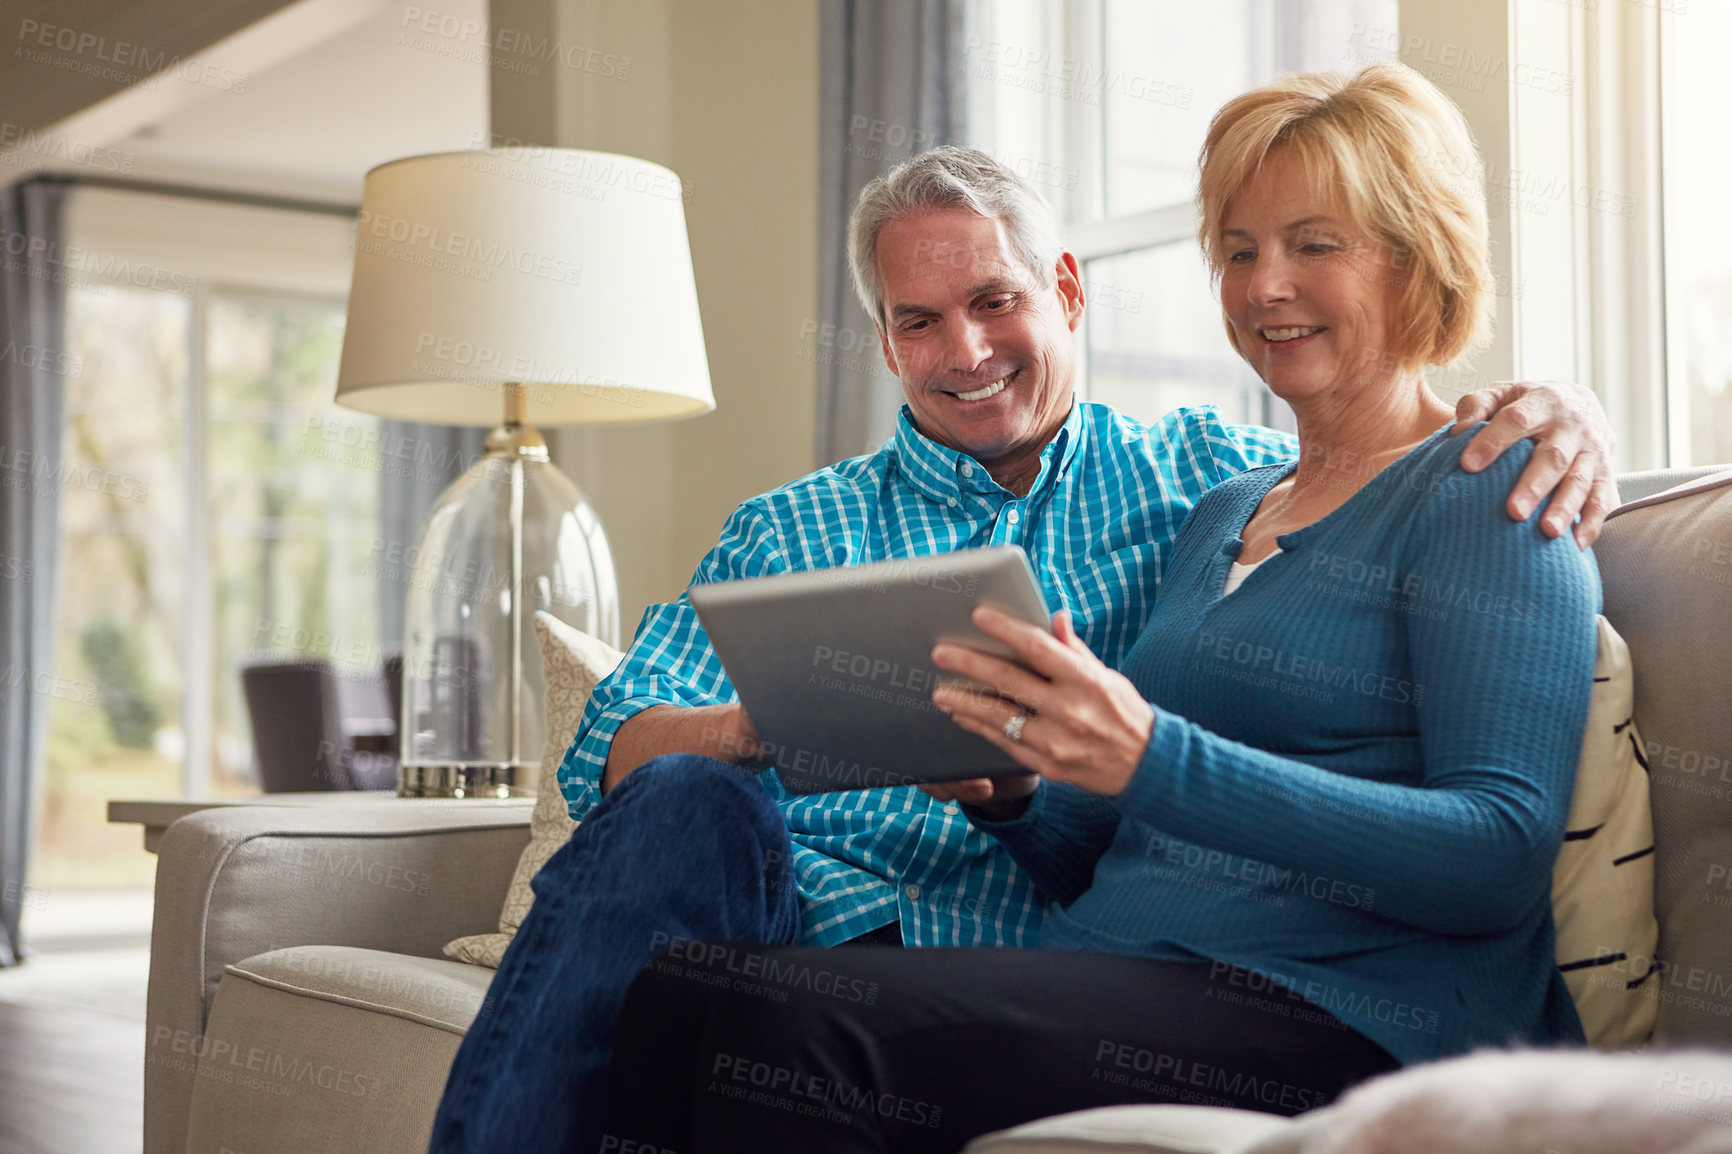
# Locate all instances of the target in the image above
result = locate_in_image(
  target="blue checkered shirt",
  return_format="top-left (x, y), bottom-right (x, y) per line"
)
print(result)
top-left (558, 401), bottom-right (1296, 947)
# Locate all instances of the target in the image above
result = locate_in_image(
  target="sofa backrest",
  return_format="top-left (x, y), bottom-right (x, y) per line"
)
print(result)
top-left (1598, 469), bottom-right (1732, 1045)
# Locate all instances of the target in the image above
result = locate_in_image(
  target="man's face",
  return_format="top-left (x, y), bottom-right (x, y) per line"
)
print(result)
top-left (874, 209), bottom-right (1084, 470)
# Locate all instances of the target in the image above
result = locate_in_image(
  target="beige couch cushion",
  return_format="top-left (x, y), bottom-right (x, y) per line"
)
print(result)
top-left (1598, 470), bottom-right (1732, 1044)
top-left (182, 946), bottom-right (494, 1154)
top-left (228, 945), bottom-right (494, 1032)
top-left (443, 612), bottom-right (623, 967)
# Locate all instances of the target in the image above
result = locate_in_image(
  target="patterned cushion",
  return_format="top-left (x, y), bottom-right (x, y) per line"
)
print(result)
top-left (1552, 616), bottom-right (1658, 1047)
top-left (443, 612), bottom-right (623, 967)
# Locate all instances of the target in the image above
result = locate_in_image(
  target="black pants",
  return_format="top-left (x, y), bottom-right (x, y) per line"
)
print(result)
top-left (603, 946), bottom-right (1399, 1153)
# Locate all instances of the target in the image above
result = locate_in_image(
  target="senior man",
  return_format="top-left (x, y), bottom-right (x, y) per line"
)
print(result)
top-left (430, 146), bottom-right (1617, 1154)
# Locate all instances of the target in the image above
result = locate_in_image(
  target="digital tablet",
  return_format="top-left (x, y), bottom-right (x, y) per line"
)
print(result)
top-left (688, 546), bottom-right (1052, 794)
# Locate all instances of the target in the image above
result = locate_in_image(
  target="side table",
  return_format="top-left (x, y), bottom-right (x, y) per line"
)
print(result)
top-left (107, 793), bottom-right (533, 854)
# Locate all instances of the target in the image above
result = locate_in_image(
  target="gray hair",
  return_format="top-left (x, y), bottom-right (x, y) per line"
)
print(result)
top-left (847, 146), bottom-right (1065, 328)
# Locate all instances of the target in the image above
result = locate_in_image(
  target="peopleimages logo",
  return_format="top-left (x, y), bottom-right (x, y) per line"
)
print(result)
top-left (354, 209), bottom-right (584, 286)
top-left (648, 934), bottom-right (880, 1004)
top-left (0, 121), bottom-right (132, 173)
top-left (1093, 1040), bottom-right (1328, 1112)
top-left (15, 19), bottom-right (248, 93)
top-left (411, 332), bottom-right (645, 407)
top-left (709, 1053), bottom-right (944, 1129)
top-left (1302, 550), bottom-right (1541, 625)
top-left (1193, 630), bottom-right (1424, 707)
top-left (1207, 961), bottom-right (1442, 1034)
top-left (1141, 832), bottom-right (1376, 911)
top-left (703, 726), bottom-right (922, 790)
top-left (149, 1027), bottom-right (380, 1099)
top-left (0, 231), bottom-right (197, 296)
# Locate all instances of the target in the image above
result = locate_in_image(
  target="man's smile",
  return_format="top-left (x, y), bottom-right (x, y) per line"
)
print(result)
top-left (955, 379), bottom-right (1006, 401)
top-left (941, 368), bottom-right (1020, 403)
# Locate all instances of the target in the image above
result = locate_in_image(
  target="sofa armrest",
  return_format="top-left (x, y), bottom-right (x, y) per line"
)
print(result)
top-left (145, 800), bottom-right (532, 1154)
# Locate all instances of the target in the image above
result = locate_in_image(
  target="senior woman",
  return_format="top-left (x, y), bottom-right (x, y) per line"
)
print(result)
top-left (598, 63), bottom-right (1599, 1152)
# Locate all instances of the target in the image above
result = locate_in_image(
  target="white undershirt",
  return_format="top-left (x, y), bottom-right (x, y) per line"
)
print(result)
top-left (1222, 547), bottom-right (1282, 596)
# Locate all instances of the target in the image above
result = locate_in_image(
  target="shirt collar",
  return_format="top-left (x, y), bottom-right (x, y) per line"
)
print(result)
top-left (891, 399), bottom-right (1085, 508)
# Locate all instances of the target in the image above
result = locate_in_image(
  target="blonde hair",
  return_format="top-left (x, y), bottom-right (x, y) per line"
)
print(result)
top-left (1197, 63), bottom-right (1492, 370)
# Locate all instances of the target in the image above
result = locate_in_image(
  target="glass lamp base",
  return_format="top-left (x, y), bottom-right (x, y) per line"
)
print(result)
top-left (397, 762), bottom-right (529, 799)
top-left (396, 415), bottom-right (620, 802)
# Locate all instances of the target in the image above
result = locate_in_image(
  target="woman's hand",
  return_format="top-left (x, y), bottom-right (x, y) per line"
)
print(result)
top-left (931, 608), bottom-right (1155, 797)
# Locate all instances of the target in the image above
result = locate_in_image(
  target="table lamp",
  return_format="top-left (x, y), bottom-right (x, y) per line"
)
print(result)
top-left (335, 148), bottom-right (714, 797)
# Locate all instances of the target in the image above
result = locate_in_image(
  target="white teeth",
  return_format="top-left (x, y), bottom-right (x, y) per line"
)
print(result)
top-left (1262, 326), bottom-right (1323, 342)
top-left (955, 379), bottom-right (1006, 402)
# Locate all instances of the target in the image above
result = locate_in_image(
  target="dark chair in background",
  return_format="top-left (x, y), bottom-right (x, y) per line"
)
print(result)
top-left (240, 659), bottom-right (398, 791)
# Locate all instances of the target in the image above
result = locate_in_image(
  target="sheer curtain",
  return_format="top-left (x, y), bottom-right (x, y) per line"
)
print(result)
top-left (814, 0), bottom-right (967, 466)
top-left (0, 177), bottom-right (70, 967)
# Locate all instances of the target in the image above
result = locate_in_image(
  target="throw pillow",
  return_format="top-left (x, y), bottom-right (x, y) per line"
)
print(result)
top-left (444, 611), bottom-right (624, 967)
top-left (1552, 615), bottom-right (1658, 1048)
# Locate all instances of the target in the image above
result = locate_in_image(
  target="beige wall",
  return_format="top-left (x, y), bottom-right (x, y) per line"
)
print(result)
top-left (493, 0), bottom-right (819, 634)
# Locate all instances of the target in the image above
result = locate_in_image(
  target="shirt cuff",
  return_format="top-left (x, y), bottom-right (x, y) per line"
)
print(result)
top-left (564, 696), bottom-right (687, 816)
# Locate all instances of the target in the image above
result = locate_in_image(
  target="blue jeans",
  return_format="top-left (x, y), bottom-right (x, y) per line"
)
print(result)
top-left (428, 754), bottom-right (802, 1154)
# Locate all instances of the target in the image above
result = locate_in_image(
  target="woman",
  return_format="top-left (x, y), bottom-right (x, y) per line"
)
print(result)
top-left (601, 63), bottom-right (1599, 1151)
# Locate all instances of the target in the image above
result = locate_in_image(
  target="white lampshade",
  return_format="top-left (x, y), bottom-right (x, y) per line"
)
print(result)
top-left (335, 148), bottom-right (714, 425)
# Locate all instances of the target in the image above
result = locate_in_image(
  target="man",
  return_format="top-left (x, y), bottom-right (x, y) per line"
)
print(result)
top-left (430, 146), bottom-right (1617, 1153)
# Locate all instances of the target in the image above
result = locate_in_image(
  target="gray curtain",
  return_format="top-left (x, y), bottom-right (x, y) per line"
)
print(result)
top-left (0, 178), bottom-right (70, 967)
top-left (377, 422), bottom-right (487, 648)
top-left (815, 0), bottom-right (967, 466)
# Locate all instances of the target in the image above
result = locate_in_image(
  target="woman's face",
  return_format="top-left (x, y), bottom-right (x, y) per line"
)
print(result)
top-left (1217, 150), bottom-right (1409, 407)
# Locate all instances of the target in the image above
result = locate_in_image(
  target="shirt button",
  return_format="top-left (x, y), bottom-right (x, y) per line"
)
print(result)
top-left (1007, 508), bottom-right (1021, 525)
top-left (904, 884), bottom-right (921, 900)
top-left (945, 802), bottom-right (959, 815)
top-left (960, 462), bottom-right (974, 478)
top-left (947, 497), bottom-right (958, 507)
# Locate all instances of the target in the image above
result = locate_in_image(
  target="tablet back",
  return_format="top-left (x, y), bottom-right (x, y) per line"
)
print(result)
top-left (689, 546), bottom-right (1051, 793)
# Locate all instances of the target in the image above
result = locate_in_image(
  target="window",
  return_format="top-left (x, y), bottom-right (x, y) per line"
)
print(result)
top-left (37, 189), bottom-right (360, 889)
top-left (48, 284), bottom-right (190, 888)
top-left (205, 292), bottom-right (376, 794)
top-left (960, 0), bottom-right (1397, 430)
top-left (1664, 2), bottom-right (1732, 466)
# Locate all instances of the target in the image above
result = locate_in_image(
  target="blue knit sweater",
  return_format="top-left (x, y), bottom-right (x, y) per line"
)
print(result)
top-left (976, 423), bottom-right (1599, 1064)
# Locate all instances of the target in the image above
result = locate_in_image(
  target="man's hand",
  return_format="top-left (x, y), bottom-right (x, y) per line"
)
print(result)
top-left (601, 702), bottom-right (762, 793)
top-left (1452, 380), bottom-right (1619, 548)
top-left (920, 774), bottom-right (1040, 821)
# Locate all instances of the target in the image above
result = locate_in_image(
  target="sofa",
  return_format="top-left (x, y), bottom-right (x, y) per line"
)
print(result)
top-left (141, 464), bottom-right (1732, 1154)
